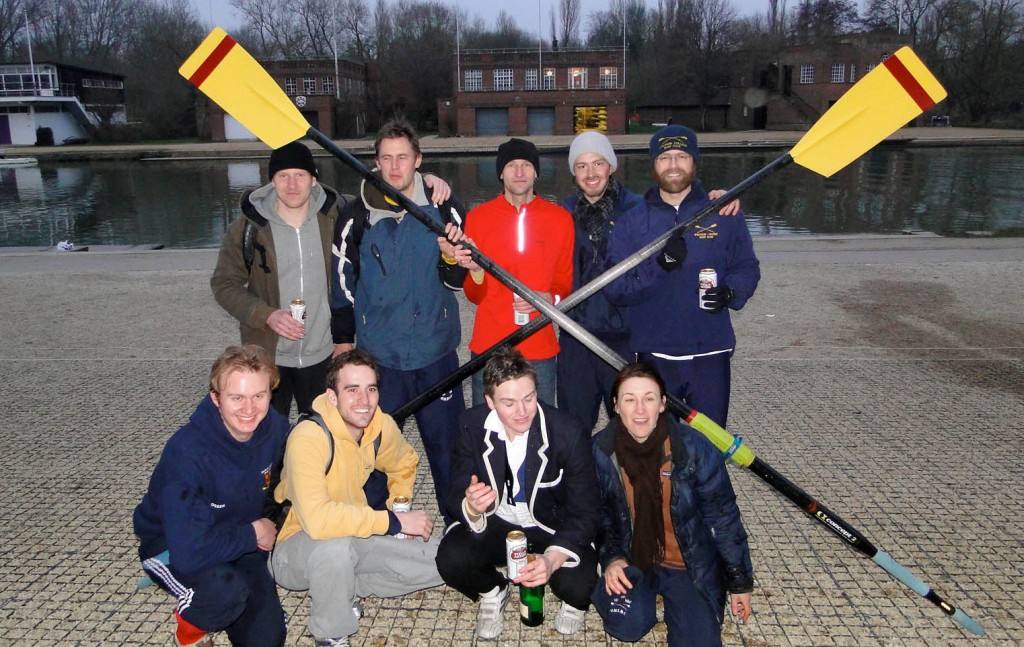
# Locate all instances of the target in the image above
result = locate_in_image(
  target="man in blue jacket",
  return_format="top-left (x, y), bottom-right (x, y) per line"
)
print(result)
top-left (133, 345), bottom-right (289, 647)
top-left (331, 119), bottom-right (464, 521)
top-left (605, 125), bottom-right (760, 428)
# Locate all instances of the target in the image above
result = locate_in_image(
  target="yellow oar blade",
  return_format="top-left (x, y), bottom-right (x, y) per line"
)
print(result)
top-left (791, 47), bottom-right (947, 178)
top-left (179, 28), bottom-right (309, 149)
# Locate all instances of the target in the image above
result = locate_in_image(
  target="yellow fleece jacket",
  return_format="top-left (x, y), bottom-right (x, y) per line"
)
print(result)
top-left (275, 393), bottom-right (419, 543)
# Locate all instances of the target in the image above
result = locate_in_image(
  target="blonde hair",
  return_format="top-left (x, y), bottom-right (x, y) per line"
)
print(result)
top-left (209, 345), bottom-right (280, 394)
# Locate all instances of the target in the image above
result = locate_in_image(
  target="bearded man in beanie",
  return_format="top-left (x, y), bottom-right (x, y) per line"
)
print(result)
top-left (448, 137), bottom-right (574, 406)
top-left (211, 140), bottom-right (347, 416)
top-left (605, 125), bottom-right (760, 428)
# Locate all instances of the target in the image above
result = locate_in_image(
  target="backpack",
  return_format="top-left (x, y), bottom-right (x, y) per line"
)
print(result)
top-left (266, 412), bottom-right (384, 531)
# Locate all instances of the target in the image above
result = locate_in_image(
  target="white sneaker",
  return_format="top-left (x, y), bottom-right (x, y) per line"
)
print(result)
top-left (314, 637), bottom-right (350, 647)
top-left (554, 601), bottom-right (586, 635)
top-left (476, 584), bottom-right (510, 640)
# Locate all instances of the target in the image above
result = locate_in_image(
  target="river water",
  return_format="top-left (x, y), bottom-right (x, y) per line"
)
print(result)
top-left (2, 145), bottom-right (1022, 249)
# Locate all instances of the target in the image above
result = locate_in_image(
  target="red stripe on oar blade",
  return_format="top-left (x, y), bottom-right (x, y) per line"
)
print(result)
top-left (189, 34), bottom-right (237, 87)
top-left (883, 55), bottom-right (935, 112)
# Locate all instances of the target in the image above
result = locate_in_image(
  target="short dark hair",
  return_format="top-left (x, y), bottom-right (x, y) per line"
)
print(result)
top-left (326, 349), bottom-right (380, 391)
top-left (611, 362), bottom-right (666, 403)
top-left (482, 346), bottom-right (537, 397)
top-left (209, 344), bottom-right (280, 393)
top-left (374, 118), bottom-right (421, 157)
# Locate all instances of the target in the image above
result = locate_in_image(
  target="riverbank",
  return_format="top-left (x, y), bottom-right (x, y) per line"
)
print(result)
top-left (5, 126), bottom-right (1024, 162)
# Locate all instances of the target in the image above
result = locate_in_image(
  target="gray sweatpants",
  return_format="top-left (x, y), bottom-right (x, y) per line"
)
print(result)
top-left (270, 530), bottom-right (443, 641)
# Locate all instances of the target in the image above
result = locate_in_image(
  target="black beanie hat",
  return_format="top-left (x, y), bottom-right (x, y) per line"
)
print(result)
top-left (496, 138), bottom-right (540, 180)
top-left (268, 141), bottom-right (318, 179)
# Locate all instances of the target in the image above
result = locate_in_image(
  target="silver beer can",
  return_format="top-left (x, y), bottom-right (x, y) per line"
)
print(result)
top-left (506, 530), bottom-right (528, 579)
top-left (393, 496), bottom-right (411, 539)
top-left (698, 268), bottom-right (718, 311)
top-left (513, 296), bottom-right (529, 326)
top-left (290, 298), bottom-right (306, 322)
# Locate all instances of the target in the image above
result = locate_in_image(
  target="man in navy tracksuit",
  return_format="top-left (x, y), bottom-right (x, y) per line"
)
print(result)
top-left (133, 345), bottom-right (289, 647)
top-left (331, 119), bottom-right (466, 522)
top-left (605, 126), bottom-right (760, 428)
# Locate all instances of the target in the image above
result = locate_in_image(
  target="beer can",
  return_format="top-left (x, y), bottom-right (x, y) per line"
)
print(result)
top-left (393, 496), bottom-right (410, 538)
top-left (506, 530), bottom-right (528, 579)
top-left (513, 298), bottom-right (529, 326)
top-left (698, 268), bottom-right (718, 311)
top-left (289, 298), bottom-right (306, 322)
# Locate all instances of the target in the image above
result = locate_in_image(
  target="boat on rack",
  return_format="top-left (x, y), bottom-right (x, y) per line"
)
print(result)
top-left (0, 155), bottom-right (38, 167)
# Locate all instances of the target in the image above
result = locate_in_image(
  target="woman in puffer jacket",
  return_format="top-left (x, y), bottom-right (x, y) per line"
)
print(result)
top-left (591, 362), bottom-right (754, 646)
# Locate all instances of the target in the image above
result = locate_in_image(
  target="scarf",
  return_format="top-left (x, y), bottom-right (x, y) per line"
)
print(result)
top-left (614, 415), bottom-right (670, 572)
top-left (572, 178), bottom-right (621, 246)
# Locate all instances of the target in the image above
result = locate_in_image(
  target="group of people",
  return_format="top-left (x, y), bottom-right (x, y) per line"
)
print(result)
top-left (134, 121), bottom-right (762, 647)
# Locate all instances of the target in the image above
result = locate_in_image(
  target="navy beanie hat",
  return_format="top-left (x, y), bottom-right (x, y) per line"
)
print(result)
top-left (269, 141), bottom-right (319, 179)
top-left (496, 138), bottom-right (540, 179)
top-left (649, 125), bottom-right (699, 163)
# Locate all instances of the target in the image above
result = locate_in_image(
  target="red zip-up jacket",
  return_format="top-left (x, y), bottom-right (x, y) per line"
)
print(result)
top-left (464, 193), bottom-right (574, 360)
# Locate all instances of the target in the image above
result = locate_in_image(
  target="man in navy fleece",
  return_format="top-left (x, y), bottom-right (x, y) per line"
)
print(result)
top-left (134, 345), bottom-right (289, 647)
top-left (605, 125), bottom-right (760, 429)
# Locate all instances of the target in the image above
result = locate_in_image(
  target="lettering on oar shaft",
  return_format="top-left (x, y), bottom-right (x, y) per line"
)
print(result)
top-left (815, 510), bottom-right (859, 545)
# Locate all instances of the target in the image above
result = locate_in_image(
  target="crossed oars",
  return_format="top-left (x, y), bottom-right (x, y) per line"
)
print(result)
top-left (180, 31), bottom-right (984, 636)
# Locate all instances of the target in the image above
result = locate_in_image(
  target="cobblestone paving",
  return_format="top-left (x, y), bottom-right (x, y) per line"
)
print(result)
top-left (1, 239), bottom-right (1021, 646)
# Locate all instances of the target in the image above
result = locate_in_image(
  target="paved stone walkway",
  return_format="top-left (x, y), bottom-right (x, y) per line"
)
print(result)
top-left (0, 236), bottom-right (1021, 646)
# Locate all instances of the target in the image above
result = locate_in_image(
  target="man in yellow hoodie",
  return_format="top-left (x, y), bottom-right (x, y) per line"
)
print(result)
top-left (270, 349), bottom-right (442, 646)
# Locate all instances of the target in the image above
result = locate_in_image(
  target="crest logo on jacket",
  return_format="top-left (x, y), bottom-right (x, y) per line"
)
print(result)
top-left (694, 223), bottom-right (718, 240)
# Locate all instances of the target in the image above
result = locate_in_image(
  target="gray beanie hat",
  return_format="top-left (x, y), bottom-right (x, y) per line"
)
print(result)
top-left (568, 131), bottom-right (617, 175)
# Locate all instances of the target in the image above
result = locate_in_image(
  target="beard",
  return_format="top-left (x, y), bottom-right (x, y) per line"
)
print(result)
top-left (653, 165), bottom-right (695, 196)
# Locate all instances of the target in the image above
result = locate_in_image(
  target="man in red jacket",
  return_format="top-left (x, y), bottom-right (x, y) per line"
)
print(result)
top-left (452, 138), bottom-right (574, 406)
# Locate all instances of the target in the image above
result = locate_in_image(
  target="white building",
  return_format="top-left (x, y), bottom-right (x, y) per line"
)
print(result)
top-left (0, 62), bottom-right (127, 146)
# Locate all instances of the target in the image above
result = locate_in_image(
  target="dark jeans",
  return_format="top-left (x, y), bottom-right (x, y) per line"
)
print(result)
top-left (142, 550), bottom-right (285, 647)
top-left (641, 351), bottom-right (732, 428)
top-left (436, 516), bottom-right (596, 611)
top-left (377, 351), bottom-right (465, 523)
top-left (556, 333), bottom-right (632, 434)
top-left (592, 565), bottom-right (723, 647)
top-left (271, 356), bottom-right (331, 417)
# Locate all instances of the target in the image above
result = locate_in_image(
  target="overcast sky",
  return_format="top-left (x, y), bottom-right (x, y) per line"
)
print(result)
top-left (190, 0), bottom-right (769, 36)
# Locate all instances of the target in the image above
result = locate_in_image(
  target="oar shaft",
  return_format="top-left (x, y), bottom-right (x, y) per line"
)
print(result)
top-left (391, 153), bottom-right (796, 421)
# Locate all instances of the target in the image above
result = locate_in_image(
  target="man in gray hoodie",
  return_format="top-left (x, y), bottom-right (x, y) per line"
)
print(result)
top-left (211, 141), bottom-right (344, 416)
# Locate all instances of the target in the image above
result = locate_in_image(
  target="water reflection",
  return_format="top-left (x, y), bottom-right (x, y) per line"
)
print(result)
top-left (1, 146), bottom-right (1022, 249)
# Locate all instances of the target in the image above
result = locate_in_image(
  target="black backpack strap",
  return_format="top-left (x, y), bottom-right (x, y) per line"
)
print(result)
top-left (296, 413), bottom-right (335, 475)
top-left (242, 220), bottom-right (257, 274)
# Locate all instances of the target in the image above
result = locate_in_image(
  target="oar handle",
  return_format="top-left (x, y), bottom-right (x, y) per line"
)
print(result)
top-left (872, 551), bottom-right (986, 636)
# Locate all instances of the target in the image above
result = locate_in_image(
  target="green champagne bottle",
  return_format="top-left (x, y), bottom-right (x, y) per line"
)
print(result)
top-left (520, 549), bottom-right (544, 626)
top-left (519, 582), bottom-right (544, 626)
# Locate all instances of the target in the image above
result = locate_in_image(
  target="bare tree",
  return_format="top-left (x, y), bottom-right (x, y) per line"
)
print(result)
top-left (556, 0), bottom-right (583, 47)
top-left (862, 0), bottom-right (939, 42)
top-left (338, 0), bottom-right (373, 59)
top-left (230, 0), bottom-right (305, 57)
top-left (0, 0), bottom-right (39, 62)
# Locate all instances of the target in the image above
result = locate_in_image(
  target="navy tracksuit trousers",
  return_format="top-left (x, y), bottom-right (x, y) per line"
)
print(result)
top-left (142, 550), bottom-right (285, 647)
